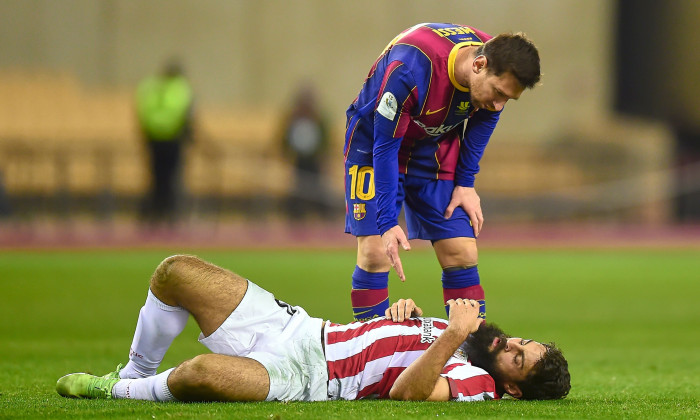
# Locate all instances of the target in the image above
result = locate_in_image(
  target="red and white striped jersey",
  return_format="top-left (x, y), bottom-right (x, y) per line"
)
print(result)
top-left (324, 317), bottom-right (499, 401)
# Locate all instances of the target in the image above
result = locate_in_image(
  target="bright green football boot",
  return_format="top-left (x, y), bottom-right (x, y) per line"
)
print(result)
top-left (56, 373), bottom-right (119, 399)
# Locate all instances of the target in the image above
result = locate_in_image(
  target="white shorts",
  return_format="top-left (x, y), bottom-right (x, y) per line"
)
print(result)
top-left (198, 280), bottom-right (328, 401)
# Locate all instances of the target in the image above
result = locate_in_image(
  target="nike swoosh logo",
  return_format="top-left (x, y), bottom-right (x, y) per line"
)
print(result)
top-left (353, 308), bottom-right (374, 316)
top-left (425, 107), bottom-right (446, 115)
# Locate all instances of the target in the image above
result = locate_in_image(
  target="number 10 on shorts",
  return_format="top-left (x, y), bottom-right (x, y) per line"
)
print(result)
top-left (348, 165), bottom-right (375, 200)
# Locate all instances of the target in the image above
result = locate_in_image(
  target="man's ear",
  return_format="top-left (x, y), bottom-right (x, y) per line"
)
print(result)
top-left (503, 382), bottom-right (522, 399)
top-left (472, 55), bottom-right (488, 73)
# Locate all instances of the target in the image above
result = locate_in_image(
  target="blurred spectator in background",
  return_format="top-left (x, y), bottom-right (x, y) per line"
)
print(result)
top-left (0, 169), bottom-right (10, 217)
top-left (136, 58), bottom-right (194, 226)
top-left (279, 82), bottom-right (331, 220)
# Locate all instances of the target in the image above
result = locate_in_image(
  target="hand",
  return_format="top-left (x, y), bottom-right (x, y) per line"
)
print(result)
top-left (381, 225), bottom-right (411, 281)
top-left (445, 299), bottom-right (482, 339)
top-left (443, 186), bottom-right (483, 237)
top-left (385, 298), bottom-right (423, 322)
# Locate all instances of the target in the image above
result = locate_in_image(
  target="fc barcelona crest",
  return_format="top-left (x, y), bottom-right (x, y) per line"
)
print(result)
top-left (353, 203), bottom-right (366, 220)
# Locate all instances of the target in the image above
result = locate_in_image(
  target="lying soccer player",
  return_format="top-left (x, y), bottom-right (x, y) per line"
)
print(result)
top-left (57, 255), bottom-right (570, 402)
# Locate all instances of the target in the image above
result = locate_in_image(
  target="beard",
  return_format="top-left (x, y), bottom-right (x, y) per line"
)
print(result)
top-left (460, 322), bottom-right (509, 382)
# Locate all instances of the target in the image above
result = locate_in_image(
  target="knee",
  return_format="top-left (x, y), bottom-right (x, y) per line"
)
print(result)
top-left (436, 239), bottom-right (479, 269)
top-left (452, 249), bottom-right (478, 268)
top-left (168, 355), bottom-right (212, 400)
top-left (177, 354), bottom-right (210, 381)
top-left (150, 254), bottom-right (199, 291)
top-left (357, 245), bottom-right (391, 272)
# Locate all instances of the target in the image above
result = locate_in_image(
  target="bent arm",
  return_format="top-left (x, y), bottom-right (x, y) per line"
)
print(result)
top-left (388, 327), bottom-right (465, 401)
top-left (454, 109), bottom-right (500, 188)
top-left (389, 299), bottom-right (481, 401)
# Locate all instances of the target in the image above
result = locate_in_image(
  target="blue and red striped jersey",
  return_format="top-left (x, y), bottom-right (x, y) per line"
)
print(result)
top-left (344, 23), bottom-right (502, 233)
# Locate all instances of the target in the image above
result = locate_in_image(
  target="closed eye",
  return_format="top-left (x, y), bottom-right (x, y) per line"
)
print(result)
top-left (495, 88), bottom-right (518, 101)
top-left (513, 352), bottom-right (524, 370)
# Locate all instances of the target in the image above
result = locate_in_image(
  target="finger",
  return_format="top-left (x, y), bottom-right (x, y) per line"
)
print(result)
top-left (454, 299), bottom-right (470, 309)
top-left (413, 306), bottom-right (423, 317)
top-left (386, 301), bottom-right (401, 320)
top-left (393, 299), bottom-right (404, 322)
top-left (399, 299), bottom-right (411, 321)
top-left (444, 200), bottom-right (457, 219)
top-left (393, 257), bottom-right (406, 282)
top-left (389, 302), bottom-right (400, 322)
top-left (468, 212), bottom-right (480, 237)
top-left (399, 236), bottom-right (411, 251)
top-left (386, 244), bottom-right (405, 282)
top-left (477, 211), bottom-right (484, 235)
top-left (446, 299), bottom-right (461, 312)
top-left (402, 299), bottom-right (413, 321)
top-left (386, 246), bottom-right (398, 268)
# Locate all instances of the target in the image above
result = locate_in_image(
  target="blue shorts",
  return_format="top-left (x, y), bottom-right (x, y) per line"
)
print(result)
top-left (344, 163), bottom-right (475, 241)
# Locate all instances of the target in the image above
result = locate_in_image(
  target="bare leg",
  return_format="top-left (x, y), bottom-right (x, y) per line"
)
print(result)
top-left (121, 255), bottom-right (271, 401)
top-left (356, 235), bottom-right (392, 272)
top-left (168, 354), bottom-right (269, 402)
top-left (121, 255), bottom-right (252, 379)
top-left (150, 254), bottom-right (248, 336)
top-left (432, 237), bottom-right (478, 268)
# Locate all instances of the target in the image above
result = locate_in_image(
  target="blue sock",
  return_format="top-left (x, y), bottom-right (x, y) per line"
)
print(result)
top-left (442, 266), bottom-right (485, 319)
top-left (351, 266), bottom-right (389, 321)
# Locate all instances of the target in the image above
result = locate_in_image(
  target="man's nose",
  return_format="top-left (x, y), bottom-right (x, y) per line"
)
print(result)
top-left (505, 338), bottom-right (522, 351)
top-left (493, 99), bottom-right (506, 111)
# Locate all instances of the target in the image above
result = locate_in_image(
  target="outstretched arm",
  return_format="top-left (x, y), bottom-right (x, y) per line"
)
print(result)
top-left (388, 299), bottom-right (482, 401)
top-left (373, 63), bottom-right (418, 282)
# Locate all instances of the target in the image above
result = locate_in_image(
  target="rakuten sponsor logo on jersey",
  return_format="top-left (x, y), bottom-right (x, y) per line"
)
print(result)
top-left (414, 120), bottom-right (461, 136)
top-left (421, 318), bottom-right (436, 343)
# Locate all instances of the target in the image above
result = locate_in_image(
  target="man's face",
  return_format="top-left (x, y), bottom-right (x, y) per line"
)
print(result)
top-left (469, 67), bottom-right (524, 112)
top-left (463, 323), bottom-right (547, 387)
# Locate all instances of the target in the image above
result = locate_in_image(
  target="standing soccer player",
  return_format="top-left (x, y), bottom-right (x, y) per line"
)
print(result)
top-left (344, 23), bottom-right (541, 320)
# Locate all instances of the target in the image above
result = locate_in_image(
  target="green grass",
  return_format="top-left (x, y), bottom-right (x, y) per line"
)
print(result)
top-left (1, 248), bottom-right (699, 419)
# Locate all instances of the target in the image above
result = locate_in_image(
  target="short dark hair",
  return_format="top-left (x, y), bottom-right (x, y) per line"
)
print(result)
top-left (476, 32), bottom-right (541, 89)
top-left (517, 342), bottom-right (570, 400)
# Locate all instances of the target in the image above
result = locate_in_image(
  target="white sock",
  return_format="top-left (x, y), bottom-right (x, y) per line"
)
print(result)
top-left (112, 368), bottom-right (177, 401)
top-left (120, 289), bottom-right (189, 379)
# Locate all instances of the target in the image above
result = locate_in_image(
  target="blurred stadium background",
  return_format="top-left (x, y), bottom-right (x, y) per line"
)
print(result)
top-left (2, 2), bottom-right (700, 417)
top-left (0, 0), bottom-right (699, 248)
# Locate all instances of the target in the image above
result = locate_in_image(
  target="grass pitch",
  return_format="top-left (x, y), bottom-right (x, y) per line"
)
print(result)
top-left (1, 247), bottom-right (699, 419)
